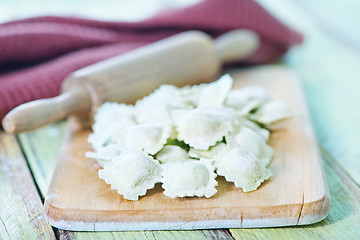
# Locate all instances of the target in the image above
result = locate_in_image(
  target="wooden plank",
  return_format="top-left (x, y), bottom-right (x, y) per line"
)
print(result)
top-left (42, 66), bottom-right (329, 230)
top-left (230, 145), bottom-right (360, 239)
top-left (149, 230), bottom-right (233, 239)
top-left (0, 131), bottom-right (56, 239)
top-left (18, 125), bottom-right (233, 239)
top-left (18, 121), bottom-right (67, 196)
top-left (58, 229), bottom-right (233, 240)
top-left (258, 0), bottom-right (360, 187)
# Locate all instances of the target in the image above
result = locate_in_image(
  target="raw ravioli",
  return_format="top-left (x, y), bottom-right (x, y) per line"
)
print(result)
top-left (86, 145), bottom-right (122, 167)
top-left (250, 100), bottom-right (292, 125)
top-left (173, 107), bottom-right (235, 150)
top-left (225, 85), bottom-right (270, 115)
top-left (156, 145), bottom-right (190, 164)
top-left (135, 85), bottom-right (193, 124)
top-left (92, 102), bottom-right (136, 132)
top-left (226, 127), bottom-right (273, 167)
top-left (98, 151), bottom-right (161, 200)
top-left (243, 119), bottom-right (270, 141)
top-left (198, 74), bottom-right (233, 107)
top-left (121, 123), bottom-right (171, 155)
top-left (88, 73), bottom-right (291, 200)
top-left (161, 160), bottom-right (218, 198)
top-left (214, 147), bottom-right (271, 192)
top-left (189, 143), bottom-right (227, 161)
top-left (88, 102), bottom-right (136, 150)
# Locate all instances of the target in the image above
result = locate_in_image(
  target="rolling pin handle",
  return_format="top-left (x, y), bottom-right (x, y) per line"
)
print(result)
top-left (215, 29), bottom-right (260, 64)
top-left (2, 88), bottom-right (91, 134)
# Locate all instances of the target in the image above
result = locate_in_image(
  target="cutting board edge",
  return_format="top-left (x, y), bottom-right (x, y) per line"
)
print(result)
top-left (44, 212), bottom-right (327, 232)
top-left (44, 193), bottom-right (330, 231)
top-left (46, 218), bottom-right (298, 231)
top-left (298, 191), bottom-right (330, 226)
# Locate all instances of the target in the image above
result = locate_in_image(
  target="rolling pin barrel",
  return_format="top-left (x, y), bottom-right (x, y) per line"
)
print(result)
top-left (62, 31), bottom-right (221, 115)
top-left (2, 30), bottom-right (259, 134)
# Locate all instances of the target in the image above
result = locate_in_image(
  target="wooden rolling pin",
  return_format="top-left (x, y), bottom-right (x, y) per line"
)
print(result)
top-left (2, 30), bottom-right (259, 134)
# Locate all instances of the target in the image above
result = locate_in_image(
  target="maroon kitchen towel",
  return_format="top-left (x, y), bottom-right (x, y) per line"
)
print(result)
top-left (0, 0), bottom-right (303, 121)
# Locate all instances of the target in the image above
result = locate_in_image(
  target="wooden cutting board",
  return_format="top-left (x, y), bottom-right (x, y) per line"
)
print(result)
top-left (44, 66), bottom-right (330, 231)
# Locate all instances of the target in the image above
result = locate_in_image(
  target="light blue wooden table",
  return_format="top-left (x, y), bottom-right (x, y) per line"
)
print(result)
top-left (1, 0), bottom-right (360, 239)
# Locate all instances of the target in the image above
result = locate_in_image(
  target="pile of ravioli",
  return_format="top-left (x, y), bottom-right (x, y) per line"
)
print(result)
top-left (86, 74), bottom-right (291, 200)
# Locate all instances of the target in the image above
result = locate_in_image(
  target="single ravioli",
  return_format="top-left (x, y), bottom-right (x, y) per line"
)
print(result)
top-left (98, 151), bottom-right (162, 200)
top-left (250, 100), bottom-right (292, 125)
top-left (226, 126), bottom-right (273, 167)
top-left (88, 125), bottom-right (127, 151)
top-left (156, 145), bottom-right (190, 164)
top-left (86, 145), bottom-right (122, 167)
top-left (121, 123), bottom-right (171, 155)
top-left (135, 85), bottom-right (194, 124)
top-left (89, 102), bottom-right (137, 150)
top-left (189, 142), bottom-right (227, 161)
top-left (243, 119), bottom-right (270, 142)
top-left (161, 160), bottom-right (218, 198)
top-left (92, 102), bottom-right (136, 133)
top-left (214, 147), bottom-right (271, 192)
top-left (177, 84), bottom-right (205, 107)
top-left (173, 106), bottom-right (236, 150)
top-left (225, 85), bottom-right (270, 115)
top-left (198, 74), bottom-right (233, 107)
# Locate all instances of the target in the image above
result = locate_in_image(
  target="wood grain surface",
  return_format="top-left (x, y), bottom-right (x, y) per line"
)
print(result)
top-left (43, 66), bottom-right (329, 231)
top-left (231, 146), bottom-right (360, 239)
top-left (2, 0), bottom-right (360, 238)
top-left (0, 132), bottom-right (56, 239)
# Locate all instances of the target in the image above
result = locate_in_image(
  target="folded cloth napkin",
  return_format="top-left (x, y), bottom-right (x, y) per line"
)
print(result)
top-left (0, 0), bottom-right (302, 121)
